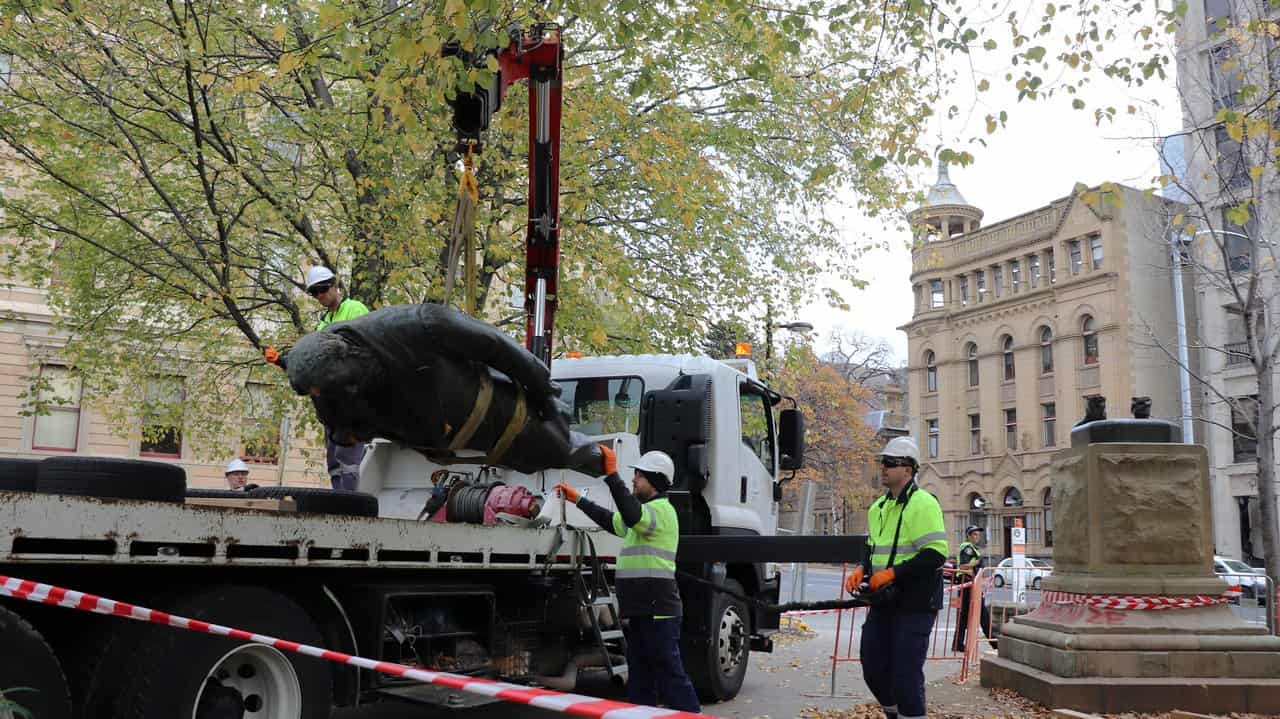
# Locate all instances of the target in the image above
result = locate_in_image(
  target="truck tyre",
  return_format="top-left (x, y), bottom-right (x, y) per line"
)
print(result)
top-left (687, 578), bottom-right (749, 703)
top-left (186, 488), bottom-right (254, 499)
top-left (99, 586), bottom-right (331, 719)
top-left (247, 486), bottom-right (379, 517)
top-left (0, 458), bottom-right (39, 491)
top-left (0, 605), bottom-right (73, 719)
top-left (36, 457), bottom-right (186, 503)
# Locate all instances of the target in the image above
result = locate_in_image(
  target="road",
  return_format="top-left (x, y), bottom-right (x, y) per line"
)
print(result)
top-left (335, 564), bottom-right (1272, 717)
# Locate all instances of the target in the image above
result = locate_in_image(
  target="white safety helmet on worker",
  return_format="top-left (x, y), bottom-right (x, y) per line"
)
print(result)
top-left (880, 436), bottom-right (920, 465)
top-left (632, 450), bottom-right (675, 484)
top-left (225, 458), bottom-right (250, 475)
top-left (305, 266), bottom-right (336, 292)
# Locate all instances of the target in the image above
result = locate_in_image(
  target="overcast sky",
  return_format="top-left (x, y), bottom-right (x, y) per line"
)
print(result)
top-left (798, 6), bottom-right (1182, 364)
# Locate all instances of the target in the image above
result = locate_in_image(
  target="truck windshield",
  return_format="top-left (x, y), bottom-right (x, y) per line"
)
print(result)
top-left (558, 376), bottom-right (644, 435)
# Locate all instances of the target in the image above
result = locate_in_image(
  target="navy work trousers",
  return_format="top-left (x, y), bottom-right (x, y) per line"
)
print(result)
top-left (859, 607), bottom-right (936, 719)
top-left (624, 617), bottom-right (701, 713)
top-left (324, 429), bottom-right (365, 491)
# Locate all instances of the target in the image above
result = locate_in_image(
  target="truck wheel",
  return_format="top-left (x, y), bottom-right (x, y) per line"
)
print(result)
top-left (186, 488), bottom-right (254, 499)
top-left (687, 578), bottom-right (750, 703)
top-left (0, 605), bottom-right (73, 719)
top-left (247, 486), bottom-right (379, 517)
top-left (36, 457), bottom-right (186, 503)
top-left (0, 458), bottom-right (39, 491)
top-left (101, 586), bottom-right (331, 719)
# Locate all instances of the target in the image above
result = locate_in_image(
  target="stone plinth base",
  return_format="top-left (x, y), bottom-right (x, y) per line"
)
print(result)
top-left (981, 655), bottom-right (1280, 714)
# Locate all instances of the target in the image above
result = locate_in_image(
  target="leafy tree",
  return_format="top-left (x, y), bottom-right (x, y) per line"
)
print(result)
top-left (773, 345), bottom-right (881, 528)
top-left (0, 0), bottom-right (953, 452)
top-left (700, 319), bottom-right (758, 360)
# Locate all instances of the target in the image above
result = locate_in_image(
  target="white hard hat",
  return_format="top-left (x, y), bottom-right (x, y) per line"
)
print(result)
top-left (632, 450), bottom-right (675, 483)
top-left (880, 437), bottom-right (920, 464)
top-left (225, 459), bottom-right (250, 475)
top-left (304, 266), bottom-right (336, 291)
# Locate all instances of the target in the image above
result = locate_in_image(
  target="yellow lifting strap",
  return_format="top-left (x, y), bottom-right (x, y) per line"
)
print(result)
top-left (447, 372), bottom-right (494, 452)
top-left (443, 373), bottom-right (529, 468)
top-left (446, 144), bottom-right (481, 314)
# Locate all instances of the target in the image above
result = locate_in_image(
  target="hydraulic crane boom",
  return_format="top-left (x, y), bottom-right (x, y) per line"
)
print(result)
top-left (446, 25), bottom-right (563, 369)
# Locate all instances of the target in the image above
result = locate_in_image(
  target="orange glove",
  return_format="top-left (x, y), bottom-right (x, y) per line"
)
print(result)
top-left (600, 444), bottom-right (617, 475)
top-left (263, 346), bottom-right (280, 365)
top-left (869, 567), bottom-right (896, 592)
top-left (554, 483), bottom-right (581, 504)
top-left (843, 567), bottom-right (865, 595)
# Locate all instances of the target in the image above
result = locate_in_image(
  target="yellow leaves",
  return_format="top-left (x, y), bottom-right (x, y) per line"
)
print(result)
top-left (589, 326), bottom-right (608, 347)
top-left (1172, 212), bottom-right (1185, 227)
top-left (197, 72), bottom-right (215, 88)
top-left (976, 79), bottom-right (989, 92)
top-left (272, 24), bottom-right (288, 44)
top-left (985, 115), bottom-right (997, 134)
top-left (278, 52), bottom-right (302, 75)
top-left (1250, 164), bottom-right (1265, 183)
top-left (1225, 120), bottom-right (1244, 142)
top-left (231, 71), bottom-right (265, 95)
top-left (318, 4), bottom-right (343, 31)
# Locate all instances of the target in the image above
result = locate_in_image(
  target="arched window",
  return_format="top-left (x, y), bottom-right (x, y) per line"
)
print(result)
top-left (1043, 488), bottom-right (1053, 547)
top-left (1003, 487), bottom-right (1024, 507)
top-left (966, 343), bottom-right (979, 387)
top-left (966, 493), bottom-right (987, 539)
top-left (1082, 315), bottom-right (1099, 364)
top-left (925, 351), bottom-right (937, 393)
top-left (1002, 335), bottom-right (1015, 380)
top-left (1039, 326), bottom-right (1054, 374)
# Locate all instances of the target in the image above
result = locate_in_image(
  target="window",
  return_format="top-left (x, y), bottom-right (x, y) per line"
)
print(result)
top-left (959, 275), bottom-right (969, 305)
top-left (31, 365), bottom-right (82, 451)
top-left (1026, 511), bottom-right (1043, 545)
top-left (975, 271), bottom-right (986, 301)
top-left (1232, 395), bottom-right (1258, 463)
top-left (1090, 236), bottom-right (1103, 269)
top-left (1004, 408), bottom-right (1017, 451)
top-left (1040, 326), bottom-right (1054, 373)
top-left (141, 376), bottom-right (184, 458)
top-left (1043, 488), bottom-right (1053, 547)
top-left (1002, 335), bottom-right (1015, 381)
top-left (1069, 240), bottom-right (1082, 274)
top-left (242, 383), bottom-right (281, 464)
top-left (1047, 251), bottom-right (1056, 282)
top-left (925, 351), bottom-right (937, 393)
top-left (1205, 0), bottom-right (1232, 36)
top-left (927, 418), bottom-right (939, 458)
top-left (969, 414), bottom-right (981, 455)
top-left (993, 267), bottom-right (1004, 297)
top-left (1221, 206), bottom-right (1257, 272)
top-left (1003, 486), bottom-right (1023, 507)
top-left (1010, 260), bottom-right (1022, 292)
top-left (1215, 126), bottom-right (1248, 191)
top-left (930, 279), bottom-right (944, 309)
top-left (1210, 44), bottom-right (1242, 110)
top-left (561, 377), bottom-right (645, 436)
top-left (1042, 403), bottom-right (1057, 447)
top-left (967, 343), bottom-right (979, 386)
top-left (967, 493), bottom-right (987, 540)
top-left (1029, 255), bottom-right (1041, 288)
top-left (1082, 315), bottom-right (1099, 364)
top-left (738, 384), bottom-right (776, 474)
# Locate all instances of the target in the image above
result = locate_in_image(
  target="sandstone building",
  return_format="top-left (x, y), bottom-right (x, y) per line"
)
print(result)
top-left (901, 167), bottom-right (1195, 558)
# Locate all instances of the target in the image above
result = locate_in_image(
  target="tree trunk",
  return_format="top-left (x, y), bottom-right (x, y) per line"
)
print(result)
top-left (1256, 349), bottom-right (1280, 593)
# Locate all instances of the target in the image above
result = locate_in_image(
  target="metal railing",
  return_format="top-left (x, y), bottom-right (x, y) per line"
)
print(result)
top-left (1225, 341), bottom-right (1252, 365)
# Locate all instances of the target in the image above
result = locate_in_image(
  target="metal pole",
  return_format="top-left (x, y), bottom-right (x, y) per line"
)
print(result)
top-left (1172, 235), bottom-right (1194, 443)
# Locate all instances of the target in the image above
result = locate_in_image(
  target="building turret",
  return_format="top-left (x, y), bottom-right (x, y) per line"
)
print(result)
top-left (910, 163), bottom-right (983, 243)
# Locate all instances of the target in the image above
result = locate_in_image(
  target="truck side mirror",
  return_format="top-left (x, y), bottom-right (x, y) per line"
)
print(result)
top-left (778, 408), bottom-right (805, 470)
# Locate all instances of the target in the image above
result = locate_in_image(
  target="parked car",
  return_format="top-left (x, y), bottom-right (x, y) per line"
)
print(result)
top-left (1214, 556), bottom-right (1268, 605)
top-left (992, 557), bottom-right (1053, 590)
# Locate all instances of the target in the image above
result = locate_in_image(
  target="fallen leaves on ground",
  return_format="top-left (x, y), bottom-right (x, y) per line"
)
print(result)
top-left (774, 615), bottom-right (819, 648)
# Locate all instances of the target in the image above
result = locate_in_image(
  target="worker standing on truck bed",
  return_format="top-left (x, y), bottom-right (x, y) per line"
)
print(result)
top-left (304, 266), bottom-right (371, 490)
top-left (843, 437), bottom-right (947, 719)
top-left (556, 447), bottom-right (701, 713)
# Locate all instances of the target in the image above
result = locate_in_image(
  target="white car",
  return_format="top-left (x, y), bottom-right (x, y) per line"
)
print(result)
top-left (1214, 556), bottom-right (1268, 604)
top-left (992, 557), bottom-right (1053, 590)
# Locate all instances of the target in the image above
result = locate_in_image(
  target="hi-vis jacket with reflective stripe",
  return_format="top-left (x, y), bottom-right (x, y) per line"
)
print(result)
top-left (576, 474), bottom-right (683, 618)
top-left (863, 481), bottom-right (948, 612)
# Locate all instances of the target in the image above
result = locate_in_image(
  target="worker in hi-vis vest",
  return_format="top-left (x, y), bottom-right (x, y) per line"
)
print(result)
top-left (304, 266), bottom-right (370, 490)
top-left (556, 445), bottom-right (700, 713)
top-left (843, 437), bottom-right (947, 719)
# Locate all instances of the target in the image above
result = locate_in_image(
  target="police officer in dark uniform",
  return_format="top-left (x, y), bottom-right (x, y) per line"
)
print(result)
top-left (952, 525), bottom-right (992, 652)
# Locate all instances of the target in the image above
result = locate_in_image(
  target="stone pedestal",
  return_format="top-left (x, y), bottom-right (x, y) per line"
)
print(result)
top-left (981, 424), bottom-right (1280, 713)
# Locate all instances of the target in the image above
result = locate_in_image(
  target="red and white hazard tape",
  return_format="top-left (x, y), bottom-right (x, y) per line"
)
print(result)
top-left (1043, 590), bottom-right (1230, 610)
top-left (0, 575), bottom-right (708, 719)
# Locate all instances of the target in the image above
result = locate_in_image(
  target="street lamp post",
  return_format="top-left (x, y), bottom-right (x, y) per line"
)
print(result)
top-left (763, 313), bottom-right (813, 377)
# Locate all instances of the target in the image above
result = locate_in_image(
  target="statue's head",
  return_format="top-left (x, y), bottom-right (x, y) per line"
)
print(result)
top-left (286, 331), bottom-right (383, 440)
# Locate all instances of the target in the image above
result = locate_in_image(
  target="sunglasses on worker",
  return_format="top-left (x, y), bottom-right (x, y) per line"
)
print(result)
top-left (308, 283), bottom-right (333, 297)
top-left (880, 456), bottom-right (913, 468)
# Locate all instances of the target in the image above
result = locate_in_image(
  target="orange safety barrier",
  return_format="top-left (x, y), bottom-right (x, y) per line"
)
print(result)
top-left (827, 564), bottom-right (982, 696)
